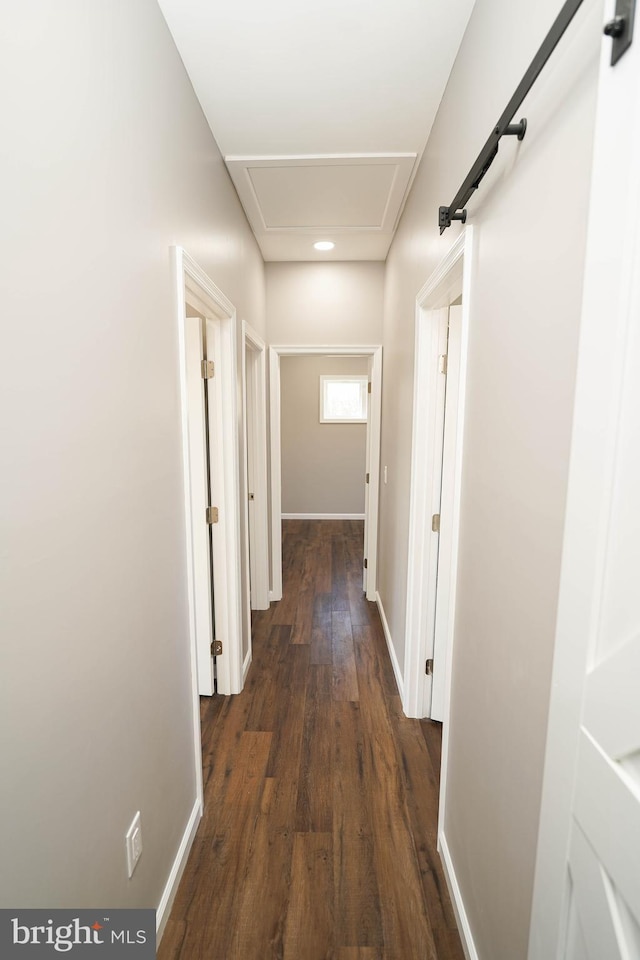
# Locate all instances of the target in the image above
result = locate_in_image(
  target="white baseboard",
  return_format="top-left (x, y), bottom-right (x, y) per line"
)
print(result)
top-left (374, 592), bottom-right (404, 702)
top-left (281, 513), bottom-right (365, 520)
top-left (438, 831), bottom-right (479, 960)
top-left (243, 649), bottom-right (252, 683)
top-left (156, 796), bottom-right (201, 942)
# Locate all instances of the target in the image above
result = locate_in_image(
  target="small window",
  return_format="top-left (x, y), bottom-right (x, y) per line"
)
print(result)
top-left (320, 376), bottom-right (369, 423)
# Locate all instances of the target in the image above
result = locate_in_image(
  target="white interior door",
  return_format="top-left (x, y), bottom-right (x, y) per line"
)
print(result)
top-left (363, 359), bottom-right (372, 591)
top-left (423, 307), bottom-right (450, 718)
top-left (245, 343), bottom-right (257, 608)
top-left (430, 303), bottom-right (463, 721)
top-left (185, 315), bottom-right (214, 695)
top-left (364, 346), bottom-right (383, 602)
top-left (243, 327), bottom-right (270, 612)
top-left (183, 314), bottom-right (235, 696)
top-left (204, 317), bottom-right (235, 695)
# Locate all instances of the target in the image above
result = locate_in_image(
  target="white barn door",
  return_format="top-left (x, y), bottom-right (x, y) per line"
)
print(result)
top-left (566, 634), bottom-right (640, 957)
top-left (562, 332), bottom-right (640, 955)
top-left (563, 186), bottom-right (640, 953)
top-left (529, 8), bottom-right (640, 958)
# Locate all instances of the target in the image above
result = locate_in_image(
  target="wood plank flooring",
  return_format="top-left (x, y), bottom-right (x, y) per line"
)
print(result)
top-left (159, 520), bottom-right (464, 960)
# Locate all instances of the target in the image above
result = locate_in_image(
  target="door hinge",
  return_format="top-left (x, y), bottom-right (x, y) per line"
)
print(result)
top-left (439, 354), bottom-right (448, 375)
top-left (211, 640), bottom-right (223, 656)
top-left (366, 472), bottom-right (370, 484)
top-left (426, 658), bottom-right (434, 676)
top-left (364, 558), bottom-right (368, 569)
top-left (367, 381), bottom-right (372, 394)
top-left (201, 360), bottom-right (215, 380)
top-left (432, 513), bottom-right (440, 533)
top-left (206, 505), bottom-right (219, 524)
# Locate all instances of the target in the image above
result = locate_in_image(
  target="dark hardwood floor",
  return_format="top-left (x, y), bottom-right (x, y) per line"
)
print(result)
top-left (159, 520), bottom-right (464, 960)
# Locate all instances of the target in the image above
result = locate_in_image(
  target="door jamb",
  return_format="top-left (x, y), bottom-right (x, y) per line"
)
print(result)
top-left (268, 344), bottom-right (383, 602)
top-left (172, 246), bottom-right (245, 738)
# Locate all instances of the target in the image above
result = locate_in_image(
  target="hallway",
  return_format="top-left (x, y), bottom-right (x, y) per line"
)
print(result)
top-left (159, 520), bottom-right (464, 960)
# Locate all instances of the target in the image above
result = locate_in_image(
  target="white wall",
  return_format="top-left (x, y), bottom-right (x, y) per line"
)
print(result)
top-left (378, 0), bottom-right (603, 958)
top-left (280, 356), bottom-right (368, 515)
top-left (266, 261), bottom-right (384, 344)
top-left (0, 0), bottom-right (264, 910)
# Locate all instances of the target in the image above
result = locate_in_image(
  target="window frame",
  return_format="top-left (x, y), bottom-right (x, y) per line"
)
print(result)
top-left (319, 374), bottom-right (369, 424)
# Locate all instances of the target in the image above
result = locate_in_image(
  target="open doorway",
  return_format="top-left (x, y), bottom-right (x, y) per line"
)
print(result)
top-left (269, 345), bottom-right (382, 602)
top-left (280, 355), bottom-right (368, 519)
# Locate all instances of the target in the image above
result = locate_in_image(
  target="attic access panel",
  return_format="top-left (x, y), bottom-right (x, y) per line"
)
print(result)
top-left (225, 154), bottom-right (417, 259)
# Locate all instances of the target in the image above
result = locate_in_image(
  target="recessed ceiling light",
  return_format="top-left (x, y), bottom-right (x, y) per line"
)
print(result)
top-left (314, 240), bottom-right (335, 251)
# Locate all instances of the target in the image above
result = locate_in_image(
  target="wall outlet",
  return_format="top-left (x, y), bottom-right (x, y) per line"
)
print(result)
top-left (384, 465), bottom-right (388, 484)
top-left (125, 811), bottom-right (143, 878)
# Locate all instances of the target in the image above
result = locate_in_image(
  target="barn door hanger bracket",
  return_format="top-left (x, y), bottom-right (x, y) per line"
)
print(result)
top-left (604, 0), bottom-right (636, 65)
top-left (439, 207), bottom-right (467, 230)
top-left (437, 121), bottom-right (526, 230)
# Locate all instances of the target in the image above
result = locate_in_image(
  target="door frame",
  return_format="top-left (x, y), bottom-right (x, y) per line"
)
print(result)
top-left (172, 245), bottom-right (245, 717)
top-left (528, 8), bottom-right (640, 956)
top-left (404, 227), bottom-right (474, 724)
top-left (268, 344), bottom-right (383, 602)
top-left (242, 322), bottom-right (270, 617)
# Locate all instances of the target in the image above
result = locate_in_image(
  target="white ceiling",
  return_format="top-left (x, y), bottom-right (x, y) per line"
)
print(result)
top-left (157, 0), bottom-right (476, 261)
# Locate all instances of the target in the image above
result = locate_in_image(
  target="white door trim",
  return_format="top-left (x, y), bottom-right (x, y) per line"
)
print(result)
top-left (242, 322), bottom-right (270, 612)
top-left (528, 9), bottom-right (640, 957)
top-left (172, 245), bottom-right (245, 721)
top-left (404, 228), bottom-right (473, 718)
top-left (268, 344), bottom-right (383, 602)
